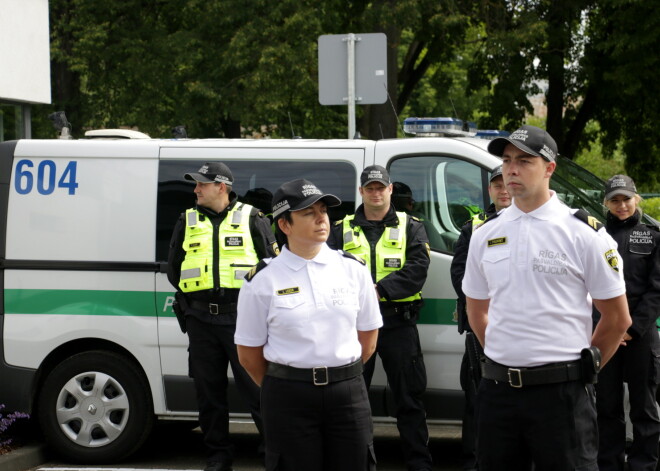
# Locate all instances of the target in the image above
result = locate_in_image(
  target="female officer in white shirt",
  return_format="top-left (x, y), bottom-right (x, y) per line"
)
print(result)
top-left (235, 178), bottom-right (382, 471)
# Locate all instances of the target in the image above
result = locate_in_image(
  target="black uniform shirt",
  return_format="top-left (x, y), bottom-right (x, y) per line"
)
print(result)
top-left (450, 203), bottom-right (498, 334)
top-left (602, 211), bottom-right (660, 338)
top-left (167, 193), bottom-right (278, 323)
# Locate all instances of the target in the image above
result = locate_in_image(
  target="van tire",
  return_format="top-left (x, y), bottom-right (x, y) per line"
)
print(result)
top-left (37, 350), bottom-right (154, 463)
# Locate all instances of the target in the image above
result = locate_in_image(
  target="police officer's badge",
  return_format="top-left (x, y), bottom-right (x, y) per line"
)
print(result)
top-left (604, 249), bottom-right (620, 272)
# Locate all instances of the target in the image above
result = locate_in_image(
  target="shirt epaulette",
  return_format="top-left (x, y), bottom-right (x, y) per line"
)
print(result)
top-left (410, 215), bottom-right (421, 222)
top-left (573, 209), bottom-right (603, 231)
top-left (339, 250), bottom-right (366, 265)
top-left (333, 219), bottom-right (343, 226)
top-left (245, 259), bottom-right (271, 281)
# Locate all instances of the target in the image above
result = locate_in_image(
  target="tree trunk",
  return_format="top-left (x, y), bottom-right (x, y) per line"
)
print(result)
top-left (359, 13), bottom-right (400, 139)
top-left (544, 3), bottom-right (568, 153)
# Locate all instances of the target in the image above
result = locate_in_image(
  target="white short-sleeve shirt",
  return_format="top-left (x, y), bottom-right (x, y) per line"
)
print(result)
top-left (235, 244), bottom-right (383, 368)
top-left (462, 192), bottom-right (625, 367)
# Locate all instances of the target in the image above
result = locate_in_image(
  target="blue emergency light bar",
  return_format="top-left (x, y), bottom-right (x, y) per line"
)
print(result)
top-left (403, 117), bottom-right (477, 137)
top-left (475, 129), bottom-right (511, 140)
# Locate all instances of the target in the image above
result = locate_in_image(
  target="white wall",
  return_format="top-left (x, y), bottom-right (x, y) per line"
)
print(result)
top-left (0, 0), bottom-right (51, 104)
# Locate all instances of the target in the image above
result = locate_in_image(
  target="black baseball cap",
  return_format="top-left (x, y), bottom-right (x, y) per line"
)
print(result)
top-left (360, 165), bottom-right (390, 186)
top-left (272, 179), bottom-right (341, 219)
top-left (489, 165), bottom-right (503, 183)
top-left (184, 162), bottom-right (234, 185)
top-left (487, 125), bottom-right (558, 162)
top-left (604, 174), bottom-right (638, 200)
top-left (392, 181), bottom-right (413, 198)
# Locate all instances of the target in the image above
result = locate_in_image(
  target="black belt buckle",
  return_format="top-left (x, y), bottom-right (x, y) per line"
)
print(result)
top-left (209, 303), bottom-right (219, 315)
top-left (508, 368), bottom-right (523, 388)
top-left (313, 366), bottom-right (329, 386)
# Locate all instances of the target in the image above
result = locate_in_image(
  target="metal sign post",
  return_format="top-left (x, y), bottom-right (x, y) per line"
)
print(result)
top-left (318, 33), bottom-right (387, 139)
top-left (345, 33), bottom-right (358, 139)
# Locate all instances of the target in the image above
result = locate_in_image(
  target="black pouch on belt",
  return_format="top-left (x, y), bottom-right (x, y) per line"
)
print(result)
top-left (580, 346), bottom-right (601, 384)
top-left (173, 291), bottom-right (189, 334)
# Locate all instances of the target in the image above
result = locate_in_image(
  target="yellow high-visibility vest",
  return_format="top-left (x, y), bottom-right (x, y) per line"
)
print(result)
top-left (342, 212), bottom-right (421, 302)
top-left (179, 204), bottom-right (258, 292)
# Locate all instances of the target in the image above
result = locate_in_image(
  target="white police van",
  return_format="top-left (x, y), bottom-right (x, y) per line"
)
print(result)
top-left (0, 129), bottom-right (616, 462)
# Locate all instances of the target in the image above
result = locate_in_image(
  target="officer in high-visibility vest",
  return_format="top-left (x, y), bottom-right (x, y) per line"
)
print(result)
top-left (167, 162), bottom-right (278, 471)
top-left (450, 165), bottom-right (510, 471)
top-left (328, 165), bottom-right (433, 471)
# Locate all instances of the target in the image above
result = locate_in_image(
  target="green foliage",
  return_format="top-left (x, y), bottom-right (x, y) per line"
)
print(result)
top-left (640, 198), bottom-right (660, 222)
top-left (573, 124), bottom-right (626, 181)
top-left (28, 0), bottom-right (660, 192)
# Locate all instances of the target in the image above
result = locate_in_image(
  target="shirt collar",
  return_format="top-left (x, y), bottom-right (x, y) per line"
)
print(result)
top-left (279, 244), bottom-right (333, 271)
top-left (501, 191), bottom-right (560, 222)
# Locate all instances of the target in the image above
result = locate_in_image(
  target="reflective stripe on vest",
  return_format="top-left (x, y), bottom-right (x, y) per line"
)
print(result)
top-left (179, 204), bottom-right (258, 292)
top-left (342, 212), bottom-right (421, 302)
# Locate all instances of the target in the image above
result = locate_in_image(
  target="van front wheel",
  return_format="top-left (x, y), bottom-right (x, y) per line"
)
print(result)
top-left (38, 350), bottom-right (154, 463)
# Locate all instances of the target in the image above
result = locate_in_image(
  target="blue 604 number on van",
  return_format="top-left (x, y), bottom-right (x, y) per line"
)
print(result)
top-left (14, 159), bottom-right (78, 195)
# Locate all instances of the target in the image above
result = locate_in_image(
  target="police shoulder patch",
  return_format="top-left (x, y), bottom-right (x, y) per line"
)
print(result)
top-left (245, 259), bottom-right (271, 281)
top-left (604, 249), bottom-right (620, 273)
top-left (573, 209), bottom-right (603, 231)
top-left (473, 211), bottom-right (499, 232)
top-left (339, 250), bottom-right (366, 265)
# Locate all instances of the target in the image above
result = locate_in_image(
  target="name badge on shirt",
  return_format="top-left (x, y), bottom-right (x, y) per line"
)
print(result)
top-left (277, 287), bottom-right (300, 296)
top-left (487, 237), bottom-right (507, 247)
top-left (604, 249), bottom-right (620, 273)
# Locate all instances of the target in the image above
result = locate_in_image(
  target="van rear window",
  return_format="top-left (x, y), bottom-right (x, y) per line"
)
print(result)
top-left (156, 160), bottom-right (356, 261)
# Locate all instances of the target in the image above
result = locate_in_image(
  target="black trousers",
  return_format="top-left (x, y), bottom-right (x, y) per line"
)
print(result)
top-left (186, 316), bottom-right (264, 465)
top-left (476, 378), bottom-right (598, 471)
top-left (261, 374), bottom-right (376, 471)
top-left (459, 335), bottom-right (482, 470)
top-left (596, 328), bottom-right (660, 471)
top-left (363, 325), bottom-right (432, 471)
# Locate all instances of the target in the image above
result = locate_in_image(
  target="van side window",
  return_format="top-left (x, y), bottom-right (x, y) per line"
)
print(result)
top-left (389, 156), bottom-right (488, 254)
top-left (156, 160), bottom-right (356, 261)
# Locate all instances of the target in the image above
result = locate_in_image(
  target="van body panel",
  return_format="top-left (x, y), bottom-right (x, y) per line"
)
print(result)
top-left (6, 155), bottom-right (158, 262)
top-left (0, 136), bottom-right (616, 461)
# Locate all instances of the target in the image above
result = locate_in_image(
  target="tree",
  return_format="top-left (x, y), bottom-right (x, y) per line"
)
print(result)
top-left (37, 0), bottom-right (476, 140)
top-left (465, 0), bottom-right (660, 188)
top-left (585, 0), bottom-right (660, 188)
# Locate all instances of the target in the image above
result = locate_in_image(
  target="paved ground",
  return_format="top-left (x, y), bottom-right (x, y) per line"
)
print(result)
top-left (1, 421), bottom-right (464, 471)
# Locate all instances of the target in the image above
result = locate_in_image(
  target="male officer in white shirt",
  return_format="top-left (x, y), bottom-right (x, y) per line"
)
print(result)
top-left (462, 125), bottom-right (632, 470)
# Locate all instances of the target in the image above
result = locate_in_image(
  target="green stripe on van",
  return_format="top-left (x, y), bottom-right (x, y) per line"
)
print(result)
top-left (419, 298), bottom-right (457, 325)
top-left (5, 289), bottom-right (157, 317)
top-left (5, 289), bottom-right (458, 325)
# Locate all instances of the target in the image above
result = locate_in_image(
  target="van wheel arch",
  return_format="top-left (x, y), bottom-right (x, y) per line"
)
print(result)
top-left (37, 349), bottom-right (154, 463)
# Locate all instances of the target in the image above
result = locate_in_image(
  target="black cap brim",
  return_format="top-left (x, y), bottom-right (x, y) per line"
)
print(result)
top-left (488, 137), bottom-right (544, 160)
top-left (291, 194), bottom-right (341, 212)
top-left (362, 178), bottom-right (390, 187)
top-left (184, 173), bottom-right (216, 183)
top-left (604, 189), bottom-right (637, 201)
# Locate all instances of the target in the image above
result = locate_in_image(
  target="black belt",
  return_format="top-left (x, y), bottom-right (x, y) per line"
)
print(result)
top-left (189, 299), bottom-right (237, 315)
top-left (380, 302), bottom-right (418, 318)
top-left (266, 359), bottom-right (363, 386)
top-left (481, 358), bottom-right (582, 388)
